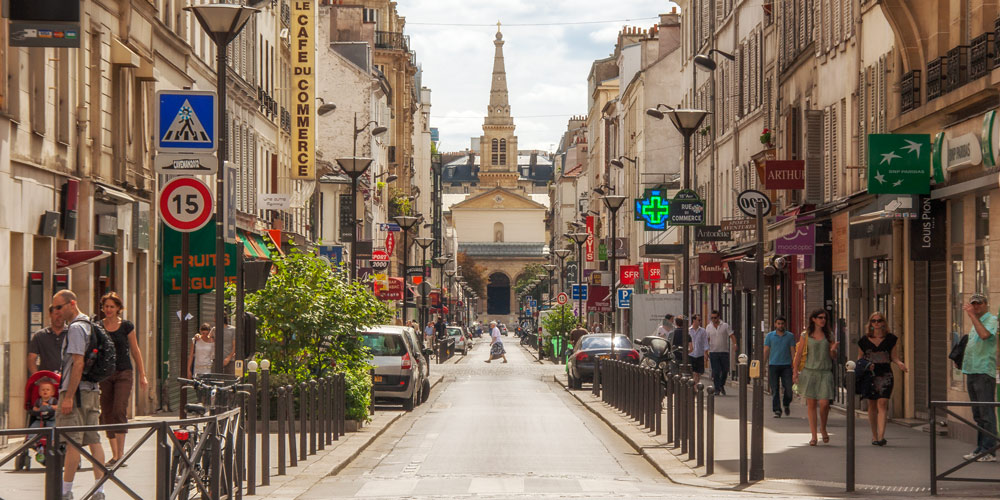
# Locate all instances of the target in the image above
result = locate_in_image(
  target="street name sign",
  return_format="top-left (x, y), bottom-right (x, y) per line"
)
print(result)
top-left (668, 189), bottom-right (706, 226)
top-left (158, 177), bottom-right (214, 232)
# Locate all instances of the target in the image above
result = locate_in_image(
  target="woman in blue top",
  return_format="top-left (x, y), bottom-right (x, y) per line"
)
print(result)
top-left (793, 309), bottom-right (839, 446)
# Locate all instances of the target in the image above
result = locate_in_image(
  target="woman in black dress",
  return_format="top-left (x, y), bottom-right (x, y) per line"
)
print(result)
top-left (858, 312), bottom-right (907, 446)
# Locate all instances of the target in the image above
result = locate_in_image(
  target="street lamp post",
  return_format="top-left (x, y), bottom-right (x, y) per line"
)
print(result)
top-left (433, 256), bottom-right (450, 320)
top-left (646, 105), bottom-right (709, 373)
top-left (568, 232), bottom-right (590, 325)
top-left (553, 248), bottom-right (571, 295)
top-left (603, 195), bottom-right (626, 356)
top-left (186, 2), bottom-right (260, 375)
top-left (542, 264), bottom-right (557, 308)
top-left (445, 270), bottom-right (455, 323)
top-left (414, 237), bottom-right (434, 328)
top-left (394, 215), bottom-right (420, 323)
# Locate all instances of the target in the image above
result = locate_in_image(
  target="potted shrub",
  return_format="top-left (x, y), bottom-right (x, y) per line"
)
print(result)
top-left (760, 127), bottom-right (773, 147)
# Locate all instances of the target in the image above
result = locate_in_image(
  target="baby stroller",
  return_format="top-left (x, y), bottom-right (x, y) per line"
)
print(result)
top-left (13, 370), bottom-right (61, 470)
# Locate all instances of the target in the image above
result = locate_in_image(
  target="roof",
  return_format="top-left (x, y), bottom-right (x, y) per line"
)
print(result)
top-left (458, 242), bottom-right (548, 258)
top-left (442, 152), bottom-right (554, 185)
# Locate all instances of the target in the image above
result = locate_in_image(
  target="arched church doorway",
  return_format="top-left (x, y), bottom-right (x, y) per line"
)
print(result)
top-left (487, 272), bottom-right (511, 315)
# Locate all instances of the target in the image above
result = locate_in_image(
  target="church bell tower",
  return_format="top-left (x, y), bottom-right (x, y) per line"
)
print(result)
top-left (478, 23), bottom-right (519, 190)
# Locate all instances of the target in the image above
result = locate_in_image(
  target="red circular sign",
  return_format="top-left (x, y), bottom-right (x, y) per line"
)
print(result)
top-left (372, 250), bottom-right (389, 261)
top-left (159, 177), bottom-right (214, 232)
top-left (556, 292), bottom-right (569, 305)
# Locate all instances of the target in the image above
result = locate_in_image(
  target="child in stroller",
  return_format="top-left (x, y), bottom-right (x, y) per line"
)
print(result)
top-left (23, 370), bottom-right (60, 466)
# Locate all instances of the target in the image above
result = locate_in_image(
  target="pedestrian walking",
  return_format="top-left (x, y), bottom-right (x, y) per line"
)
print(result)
top-left (858, 311), bottom-right (907, 446)
top-left (688, 315), bottom-right (708, 376)
top-left (97, 292), bottom-right (149, 467)
top-left (763, 316), bottom-right (796, 418)
top-left (485, 320), bottom-right (508, 363)
top-left (424, 321), bottom-right (435, 345)
top-left (706, 311), bottom-right (736, 395)
top-left (654, 314), bottom-right (673, 338)
top-left (793, 309), bottom-right (838, 446)
top-left (51, 289), bottom-right (106, 500)
top-left (569, 322), bottom-right (588, 347)
top-left (187, 323), bottom-right (215, 378)
top-left (28, 305), bottom-right (67, 374)
top-left (213, 316), bottom-right (237, 374)
top-left (960, 293), bottom-right (998, 462)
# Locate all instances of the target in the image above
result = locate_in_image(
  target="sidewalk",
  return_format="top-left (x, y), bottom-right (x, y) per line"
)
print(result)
top-left (557, 373), bottom-right (1000, 497)
top-left (0, 375), bottom-right (441, 499)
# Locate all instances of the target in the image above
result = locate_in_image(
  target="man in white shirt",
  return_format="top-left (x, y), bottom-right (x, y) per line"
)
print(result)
top-left (706, 310), bottom-right (736, 395)
top-left (654, 314), bottom-right (674, 338)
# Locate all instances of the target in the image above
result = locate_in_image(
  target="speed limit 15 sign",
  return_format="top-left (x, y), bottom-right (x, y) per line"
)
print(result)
top-left (159, 177), bottom-right (214, 232)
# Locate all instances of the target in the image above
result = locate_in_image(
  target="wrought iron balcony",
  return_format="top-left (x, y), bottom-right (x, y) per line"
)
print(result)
top-left (970, 32), bottom-right (995, 80)
top-left (375, 31), bottom-right (409, 52)
top-left (900, 70), bottom-right (921, 113)
top-left (926, 57), bottom-right (945, 102)
top-left (945, 45), bottom-right (969, 92)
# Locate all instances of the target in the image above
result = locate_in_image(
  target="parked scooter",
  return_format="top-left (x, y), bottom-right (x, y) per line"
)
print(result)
top-left (635, 336), bottom-right (682, 389)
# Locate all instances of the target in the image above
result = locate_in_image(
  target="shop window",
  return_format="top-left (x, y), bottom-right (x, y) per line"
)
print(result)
top-left (869, 258), bottom-right (891, 316)
top-left (950, 257), bottom-right (964, 387)
top-left (975, 195), bottom-right (989, 294)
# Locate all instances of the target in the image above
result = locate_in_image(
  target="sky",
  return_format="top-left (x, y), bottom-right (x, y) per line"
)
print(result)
top-left (400, 1), bottom-right (678, 153)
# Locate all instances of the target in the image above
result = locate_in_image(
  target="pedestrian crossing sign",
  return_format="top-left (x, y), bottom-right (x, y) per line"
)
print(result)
top-left (156, 90), bottom-right (217, 154)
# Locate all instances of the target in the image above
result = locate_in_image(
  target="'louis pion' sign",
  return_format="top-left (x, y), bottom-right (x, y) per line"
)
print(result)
top-left (910, 196), bottom-right (946, 261)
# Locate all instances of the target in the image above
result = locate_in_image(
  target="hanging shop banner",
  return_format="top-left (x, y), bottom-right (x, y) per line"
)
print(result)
top-left (643, 262), bottom-right (661, 282)
top-left (775, 224), bottom-right (815, 255)
top-left (377, 277), bottom-right (404, 301)
top-left (385, 231), bottom-right (396, 257)
top-left (698, 253), bottom-right (726, 283)
top-left (694, 225), bottom-right (732, 242)
top-left (291, 0), bottom-right (315, 179)
top-left (832, 212), bottom-right (849, 273)
top-left (162, 218), bottom-right (237, 295)
top-left (867, 134), bottom-right (931, 194)
top-left (586, 285), bottom-right (612, 313)
top-left (598, 243), bottom-right (607, 261)
top-left (585, 215), bottom-right (595, 262)
top-left (620, 265), bottom-right (639, 285)
top-left (764, 160), bottom-right (805, 190)
top-left (910, 196), bottom-right (947, 261)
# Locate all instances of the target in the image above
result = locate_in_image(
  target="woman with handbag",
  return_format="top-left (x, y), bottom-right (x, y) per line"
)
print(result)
top-left (793, 309), bottom-right (839, 446)
top-left (858, 312), bottom-right (907, 446)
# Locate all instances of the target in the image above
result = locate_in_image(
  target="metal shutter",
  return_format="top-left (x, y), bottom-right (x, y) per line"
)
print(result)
top-left (805, 273), bottom-right (825, 320)
top-left (805, 109), bottom-right (825, 203)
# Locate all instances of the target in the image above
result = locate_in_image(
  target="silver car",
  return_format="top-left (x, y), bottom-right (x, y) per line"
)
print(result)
top-left (447, 326), bottom-right (469, 355)
top-left (361, 326), bottom-right (428, 411)
top-left (381, 325), bottom-right (432, 403)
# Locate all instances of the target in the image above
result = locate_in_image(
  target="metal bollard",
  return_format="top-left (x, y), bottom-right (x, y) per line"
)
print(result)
top-left (299, 382), bottom-right (308, 461)
top-left (665, 374), bottom-right (673, 443)
top-left (592, 358), bottom-right (601, 397)
top-left (688, 378), bottom-right (696, 461)
top-left (655, 371), bottom-right (663, 436)
top-left (277, 386), bottom-right (286, 476)
top-left (336, 373), bottom-right (345, 439)
top-left (738, 354), bottom-right (749, 485)
top-left (679, 376), bottom-right (688, 455)
top-left (707, 386), bottom-right (715, 475)
top-left (287, 385), bottom-right (297, 468)
top-left (696, 383), bottom-right (704, 467)
top-left (846, 361), bottom-right (856, 493)
top-left (260, 359), bottom-right (271, 486)
top-left (369, 368), bottom-right (376, 415)
top-left (309, 379), bottom-right (318, 455)
top-left (246, 361), bottom-right (259, 493)
top-left (673, 374), bottom-right (682, 448)
top-left (325, 376), bottom-right (333, 445)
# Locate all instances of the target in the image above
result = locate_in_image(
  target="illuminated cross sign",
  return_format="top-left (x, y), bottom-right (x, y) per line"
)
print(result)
top-left (635, 190), bottom-right (670, 230)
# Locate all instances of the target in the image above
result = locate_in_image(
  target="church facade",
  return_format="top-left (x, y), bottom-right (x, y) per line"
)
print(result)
top-left (442, 26), bottom-right (550, 324)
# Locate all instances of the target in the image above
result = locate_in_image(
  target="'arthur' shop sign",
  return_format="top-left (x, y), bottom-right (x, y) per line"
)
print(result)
top-left (764, 160), bottom-right (805, 190)
top-left (910, 196), bottom-right (946, 261)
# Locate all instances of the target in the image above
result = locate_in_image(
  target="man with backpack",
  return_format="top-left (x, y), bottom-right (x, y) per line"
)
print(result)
top-left (52, 289), bottom-right (108, 500)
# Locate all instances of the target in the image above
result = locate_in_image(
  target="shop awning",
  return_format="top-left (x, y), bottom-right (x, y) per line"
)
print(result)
top-left (56, 250), bottom-right (111, 270)
top-left (237, 231), bottom-right (261, 259)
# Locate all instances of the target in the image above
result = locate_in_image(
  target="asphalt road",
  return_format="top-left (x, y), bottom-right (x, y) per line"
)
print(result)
top-left (292, 338), bottom-right (828, 499)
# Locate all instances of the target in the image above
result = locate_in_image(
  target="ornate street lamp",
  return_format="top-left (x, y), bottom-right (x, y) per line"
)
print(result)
top-left (603, 194), bottom-right (626, 354)
top-left (567, 232), bottom-right (590, 324)
top-left (414, 236), bottom-right (434, 327)
top-left (553, 248), bottom-right (571, 295)
top-left (394, 215), bottom-right (420, 323)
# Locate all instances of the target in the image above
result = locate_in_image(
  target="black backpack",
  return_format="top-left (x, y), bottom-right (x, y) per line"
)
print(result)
top-left (72, 318), bottom-right (117, 383)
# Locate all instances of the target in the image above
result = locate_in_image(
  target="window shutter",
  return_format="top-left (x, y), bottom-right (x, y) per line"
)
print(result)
top-left (845, 0), bottom-right (854, 39)
top-left (878, 56), bottom-right (887, 133)
top-left (818, 0), bottom-right (827, 56)
top-left (250, 134), bottom-right (256, 213)
top-left (765, 76), bottom-right (773, 127)
top-left (830, 104), bottom-right (839, 199)
top-left (805, 109), bottom-right (825, 203)
top-left (716, 0), bottom-right (724, 25)
top-left (823, 107), bottom-right (832, 202)
top-left (833, 0), bottom-right (842, 46)
top-left (798, 0), bottom-right (806, 52)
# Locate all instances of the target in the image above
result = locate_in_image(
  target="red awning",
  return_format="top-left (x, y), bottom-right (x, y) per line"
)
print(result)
top-left (57, 250), bottom-right (111, 270)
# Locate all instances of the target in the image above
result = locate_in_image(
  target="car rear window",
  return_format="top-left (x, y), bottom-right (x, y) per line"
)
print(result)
top-left (580, 336), bottom-right (632, 350)
top-left (361, 333), bottom-right (407, 356)
top-left (447, 327), bottom-right (463, 336)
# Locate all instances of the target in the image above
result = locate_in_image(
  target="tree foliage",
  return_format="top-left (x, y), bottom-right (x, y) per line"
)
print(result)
top-left (456, 252), bottom-right (486, 295)
top-left (541, 303), bottom-right (576, 340)
top-left (514, 262), bottom-right (549, 300)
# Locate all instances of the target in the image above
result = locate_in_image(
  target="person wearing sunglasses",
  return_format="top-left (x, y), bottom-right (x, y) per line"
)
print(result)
top-left (793, 309), bottom-right (839, 446)
top-left (960, 293), bottom-right (998, 462)
top-left (858, 312), bottom-right (907, 446)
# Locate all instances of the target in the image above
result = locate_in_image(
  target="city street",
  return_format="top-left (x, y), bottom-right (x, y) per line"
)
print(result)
top-left (278, 340), bottom-right (827, 500)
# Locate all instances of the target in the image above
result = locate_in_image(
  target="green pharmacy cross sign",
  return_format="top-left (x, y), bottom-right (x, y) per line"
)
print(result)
top-left (867, 134), bottom-right (931, 194)
top-left (635, 189), bottom-right (670, 231)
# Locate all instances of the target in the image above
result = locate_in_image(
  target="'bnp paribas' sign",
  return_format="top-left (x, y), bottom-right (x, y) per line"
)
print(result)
top-left (931, 129), bottom-right (984, 185)
top-left (981, 109), bottom-right (1000, 168)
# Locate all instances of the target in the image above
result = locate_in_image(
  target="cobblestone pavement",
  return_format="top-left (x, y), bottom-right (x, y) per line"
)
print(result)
top-left (285, 339), bottom-right (831, 499)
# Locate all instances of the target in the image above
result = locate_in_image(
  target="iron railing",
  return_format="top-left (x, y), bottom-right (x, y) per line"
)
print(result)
top-left (926, 57), bottom-right (946, 101)
top-left (929, 400), bottom-right (1000, 495)
top-left (969, 32), bottom-right (995, 80)
top-left (900, 70), bottom-right (921, 114)
top-left (374, 31), bottom-right (409, 52)
top-left (946, 45), bottom-right (970, 92)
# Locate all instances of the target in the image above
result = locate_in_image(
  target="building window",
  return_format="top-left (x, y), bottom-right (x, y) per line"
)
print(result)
top-left (491, 154), bottom-right (498, 165)
top-left (499, 139), bottom-right (506, 152)
top-left (491, 138), bottom-right (498, 152)
top-left (494, 222), bottom-right (504, 242)
top-left (499, 154), bottom-right (506, 165)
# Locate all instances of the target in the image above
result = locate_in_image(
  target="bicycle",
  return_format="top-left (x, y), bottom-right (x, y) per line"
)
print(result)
top-left (169, 375), bottom-right (248, 499)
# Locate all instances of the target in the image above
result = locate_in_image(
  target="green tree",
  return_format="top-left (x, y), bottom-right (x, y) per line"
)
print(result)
top-left (541, 303), bottom-right (576, 340)
top-left (456, 252), bottom-right (486, 295)
top-left (514, 262), bottom-right (549, 300)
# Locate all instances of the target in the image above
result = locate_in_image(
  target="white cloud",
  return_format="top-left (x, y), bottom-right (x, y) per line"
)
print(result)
top-left (402, 0), bottom-right (677, 152)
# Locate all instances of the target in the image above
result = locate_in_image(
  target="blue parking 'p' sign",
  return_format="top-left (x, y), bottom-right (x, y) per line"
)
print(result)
top-left (156, 90), bottom-right (218, 154)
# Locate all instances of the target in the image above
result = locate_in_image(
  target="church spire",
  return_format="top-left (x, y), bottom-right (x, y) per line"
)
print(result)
top-left (486, 22), bottom-right (513, 126)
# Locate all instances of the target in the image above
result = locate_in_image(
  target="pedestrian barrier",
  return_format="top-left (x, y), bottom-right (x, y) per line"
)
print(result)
top-left (929, 399), bottom-right (1000, 495)
top-left (594, 359), bottom-right (661, 435)
top-left (0, 361), bottom-right (348, 499)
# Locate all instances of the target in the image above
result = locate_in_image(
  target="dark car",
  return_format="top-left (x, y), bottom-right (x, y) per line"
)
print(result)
top-left (567, 334), bottom-right (639, 389)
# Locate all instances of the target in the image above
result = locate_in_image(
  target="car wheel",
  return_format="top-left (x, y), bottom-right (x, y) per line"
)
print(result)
top-left (567, 373), bottom-right (576, 390)
top-left (421, 379), bottom-right (431, 403)
top-left (403, 389), bottom-right (416, 411)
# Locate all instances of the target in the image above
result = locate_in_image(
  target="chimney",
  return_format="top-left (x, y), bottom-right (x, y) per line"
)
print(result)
top-left (659, 8), bottom-right (682, 56)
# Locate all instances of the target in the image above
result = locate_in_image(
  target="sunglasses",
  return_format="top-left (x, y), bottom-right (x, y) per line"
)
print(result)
top-left (970, 301), bottom-right (985, 305)
top-left (870, 318), bottom-right (885, 323)
top-left (814, 316), bottom-right (827, 320)
top-left (51, 302), bottom-right (67, 311)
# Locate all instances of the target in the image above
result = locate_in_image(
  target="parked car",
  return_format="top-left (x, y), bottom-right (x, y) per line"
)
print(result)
top-left (566, 334), bottom-right (640, 389)
top-left (361, 326), bottom-right (432, 410)
top-left (382, 325), bottom-right (433, 403)
top-left (447, 326), bottom-right (469, 355)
